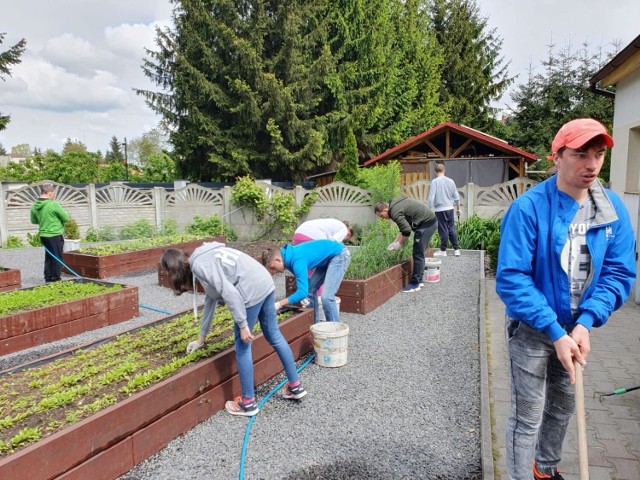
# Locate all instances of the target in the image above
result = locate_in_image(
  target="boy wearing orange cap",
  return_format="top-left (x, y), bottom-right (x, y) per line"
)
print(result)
top-left (496, 118), bottom-right (636, 479)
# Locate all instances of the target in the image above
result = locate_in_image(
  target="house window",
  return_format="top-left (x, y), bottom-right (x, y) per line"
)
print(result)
top-left (625, 127), bottom-right (640, 194)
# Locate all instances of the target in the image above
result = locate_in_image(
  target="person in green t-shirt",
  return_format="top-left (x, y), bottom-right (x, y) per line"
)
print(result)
top-left (30, 183), bottom-right (70, 282)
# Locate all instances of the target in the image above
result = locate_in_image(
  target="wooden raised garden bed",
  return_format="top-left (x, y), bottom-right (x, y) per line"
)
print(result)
top-left (63, 236), bottom-right (224, 279)
top-left (0, 307), bottom-right (313, 480)
top-left (286, 259), bottom-right (412, 314)
top-left (0, 279), bottom-right (139, 355)
top-left (0, 268), bottom-right (21, 293)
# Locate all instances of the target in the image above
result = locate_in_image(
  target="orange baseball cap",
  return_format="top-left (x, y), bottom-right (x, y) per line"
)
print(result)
top-left (550, 118), bottom-right (614, 157)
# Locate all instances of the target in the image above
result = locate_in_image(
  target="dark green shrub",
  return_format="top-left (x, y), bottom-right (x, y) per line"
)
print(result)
top-left (486, 229), bottom-right (500, 271)
top-left (185, 215), bottom-right (237, 242)
top-left (119, 219), bottom-right (156, 240)
top-left (456, 214), bottom-right (501, 250)
top-left (63, 219), bottom-right (81, 239)
top-left (159, 219), bottom-right (178, 236)
top-left (85, 226), bottom-right (118, 242)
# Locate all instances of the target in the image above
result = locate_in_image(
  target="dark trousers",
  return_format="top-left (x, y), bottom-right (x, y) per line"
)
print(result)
top-left (40, 235), bottom-right (64, 282)
top-left (411, 221), bottom-right (437, 285)
top-left (435, 209), bottom-right (459, 251)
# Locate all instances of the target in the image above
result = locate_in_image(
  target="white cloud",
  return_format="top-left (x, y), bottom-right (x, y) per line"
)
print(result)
top-left (105, 23), bottom-right (158, 59)
top-left (0, 57), bottom-right (128, 112)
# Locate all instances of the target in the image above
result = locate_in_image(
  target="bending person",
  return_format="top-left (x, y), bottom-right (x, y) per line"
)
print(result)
top-left (161, 242), bottom-right (306, 417)
top-left (263, 239), bottom-right (351, 323)
top-left (293, 218), bottom-right (353, 245)
top-left (375, 197), bottom-right (437, 293)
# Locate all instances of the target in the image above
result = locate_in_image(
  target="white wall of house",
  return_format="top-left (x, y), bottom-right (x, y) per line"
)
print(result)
top-left (608, 66), bottom-right (640, 302)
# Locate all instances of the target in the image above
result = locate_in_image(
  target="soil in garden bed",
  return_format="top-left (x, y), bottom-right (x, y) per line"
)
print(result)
top-left (228, 240), bottom-right (283, 260)
top-left (0, 307), bottom-right (295, 457)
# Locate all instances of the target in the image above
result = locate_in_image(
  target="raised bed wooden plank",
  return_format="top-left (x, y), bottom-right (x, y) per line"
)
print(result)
top-left (0, 268), bottom-right (21, 293)
top-left (0, 280), bottom-right (139, 355)
top-left (0, 308), bottom-right (313, 480)
top-left (285, 259), bottom-right (411, 314)
top-left (63, 237), bottom-right (225, 279)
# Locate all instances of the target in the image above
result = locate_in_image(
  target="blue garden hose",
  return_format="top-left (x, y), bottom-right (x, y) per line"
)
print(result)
top-left (46, 243), bottom-right (313, 478)
top-left (44, 244), bottom-right (171, 314)
top-left (239, 352), bottom-right (316, 480)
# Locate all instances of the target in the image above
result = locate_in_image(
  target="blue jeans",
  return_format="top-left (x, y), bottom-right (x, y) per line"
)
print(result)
top-left (505, 317), bottom-right (574, 480)
top-left (307, 247), bottom-right (351, 322)
top-left (234, 291), bottom-right (299, 399)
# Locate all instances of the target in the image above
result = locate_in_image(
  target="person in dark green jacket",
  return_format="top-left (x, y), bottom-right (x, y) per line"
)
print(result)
top-left (30, 183), bottom-right (69, 282)
top-left (375, 196), bottom-right (437, 292)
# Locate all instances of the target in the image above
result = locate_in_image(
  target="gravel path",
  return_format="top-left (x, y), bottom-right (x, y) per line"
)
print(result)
top-left (0, 246), bottom-right (483, 479)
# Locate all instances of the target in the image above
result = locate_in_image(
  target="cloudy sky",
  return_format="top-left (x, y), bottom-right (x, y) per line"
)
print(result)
top-left (1, 0), bottom-right (639, 154)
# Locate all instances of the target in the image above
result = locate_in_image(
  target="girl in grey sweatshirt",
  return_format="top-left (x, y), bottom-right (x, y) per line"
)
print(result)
top-left (161, 242), bottom-right (306, 417)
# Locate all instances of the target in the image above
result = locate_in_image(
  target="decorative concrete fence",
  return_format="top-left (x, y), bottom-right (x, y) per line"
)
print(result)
top-left (0, 178), bottom-right (537, 246)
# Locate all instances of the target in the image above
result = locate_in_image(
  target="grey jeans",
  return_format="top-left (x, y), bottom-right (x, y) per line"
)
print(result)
top-left (505, 317), bottom-right (575, 479)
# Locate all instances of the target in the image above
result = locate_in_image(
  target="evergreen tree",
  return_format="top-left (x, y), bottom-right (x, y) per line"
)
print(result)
top-left (429, 0), bottom-right (512, 134)
top-left (505, 40), bottom-right (616, 179)
top-left (0, 33), bottom-right (26, 131)
top-left (105, 135), bottom-right (124, 163)
top-left (138, 0), bottom-right (335, 181)
top-left (334, 127), bottom-right (359, 185)
top-left (323, 0), bottom-right (444, 158)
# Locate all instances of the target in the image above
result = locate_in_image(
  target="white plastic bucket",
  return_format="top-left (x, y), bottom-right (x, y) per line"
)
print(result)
top-left (424, 259), bottom-right (442, 283)
top-left (317, 296), bottom-right (341, 322)
top-left (310, 321), bottom-right (349, 367)
top-left (63, 239), bottom-right (81, 252)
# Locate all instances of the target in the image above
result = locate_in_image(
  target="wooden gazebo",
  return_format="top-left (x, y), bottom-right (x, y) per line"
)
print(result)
top-left (363, 122), bottom-right (538, 187)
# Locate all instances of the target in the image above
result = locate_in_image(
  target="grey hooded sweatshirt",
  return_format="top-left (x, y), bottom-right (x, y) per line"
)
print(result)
top-left (189, 242), bottom-right (275, 335)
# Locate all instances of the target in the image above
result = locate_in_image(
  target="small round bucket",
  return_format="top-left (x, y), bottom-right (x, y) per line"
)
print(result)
top-left (424, 258), bottom-right (442, 282)
top-left (309, 322), bottom-right (349, 367)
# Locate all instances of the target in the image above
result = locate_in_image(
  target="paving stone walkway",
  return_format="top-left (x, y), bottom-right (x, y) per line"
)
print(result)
top-left (485, 278), bottom-right (640, 480)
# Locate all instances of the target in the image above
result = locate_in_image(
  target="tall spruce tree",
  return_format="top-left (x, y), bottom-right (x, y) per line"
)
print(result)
top-left (0, 33), bottom-right (27, 131)
top-left (429, 0), bottom-right (512, 133)
top-left (323, 0), bottom-right (444, 158)
top-left (137, 0), bottom-right (335, 181)
top-left (105, 135), bottom-right (124, 163)
top-left (334, 126), bottom-right (359, 184)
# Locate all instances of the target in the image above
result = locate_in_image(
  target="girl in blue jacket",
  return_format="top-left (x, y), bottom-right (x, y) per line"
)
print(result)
top-left (263, 239), bottom-right (350, 323)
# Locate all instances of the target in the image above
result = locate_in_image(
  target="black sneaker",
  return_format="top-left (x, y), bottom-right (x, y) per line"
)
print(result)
top-left (282, 383), bottom-right (307, 400)
top-left (533, 462), bottom-right (564, 480)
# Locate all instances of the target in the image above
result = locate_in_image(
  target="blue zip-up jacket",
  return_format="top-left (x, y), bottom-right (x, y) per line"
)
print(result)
top-left (496, 176), bottom-right (636, 342)
top-left (282, 240), bottom-right (346, 305)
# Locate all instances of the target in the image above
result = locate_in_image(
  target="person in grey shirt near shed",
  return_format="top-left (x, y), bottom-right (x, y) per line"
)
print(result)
top-left (428, 163), bottom-right (461, 257)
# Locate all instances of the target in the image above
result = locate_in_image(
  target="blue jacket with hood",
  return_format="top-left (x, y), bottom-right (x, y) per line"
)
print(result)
top-left (496, 176), bottom-right (636, 342)
top-left (282, 240), bottom-right (346, 305)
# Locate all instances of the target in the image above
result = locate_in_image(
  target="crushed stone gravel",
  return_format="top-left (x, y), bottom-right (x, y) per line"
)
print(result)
top-left (0, 246), bottom-right (483, 479)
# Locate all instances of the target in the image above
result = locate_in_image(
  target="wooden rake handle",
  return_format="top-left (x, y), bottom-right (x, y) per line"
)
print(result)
top-left (574, 359), bottom-right (589, 480)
